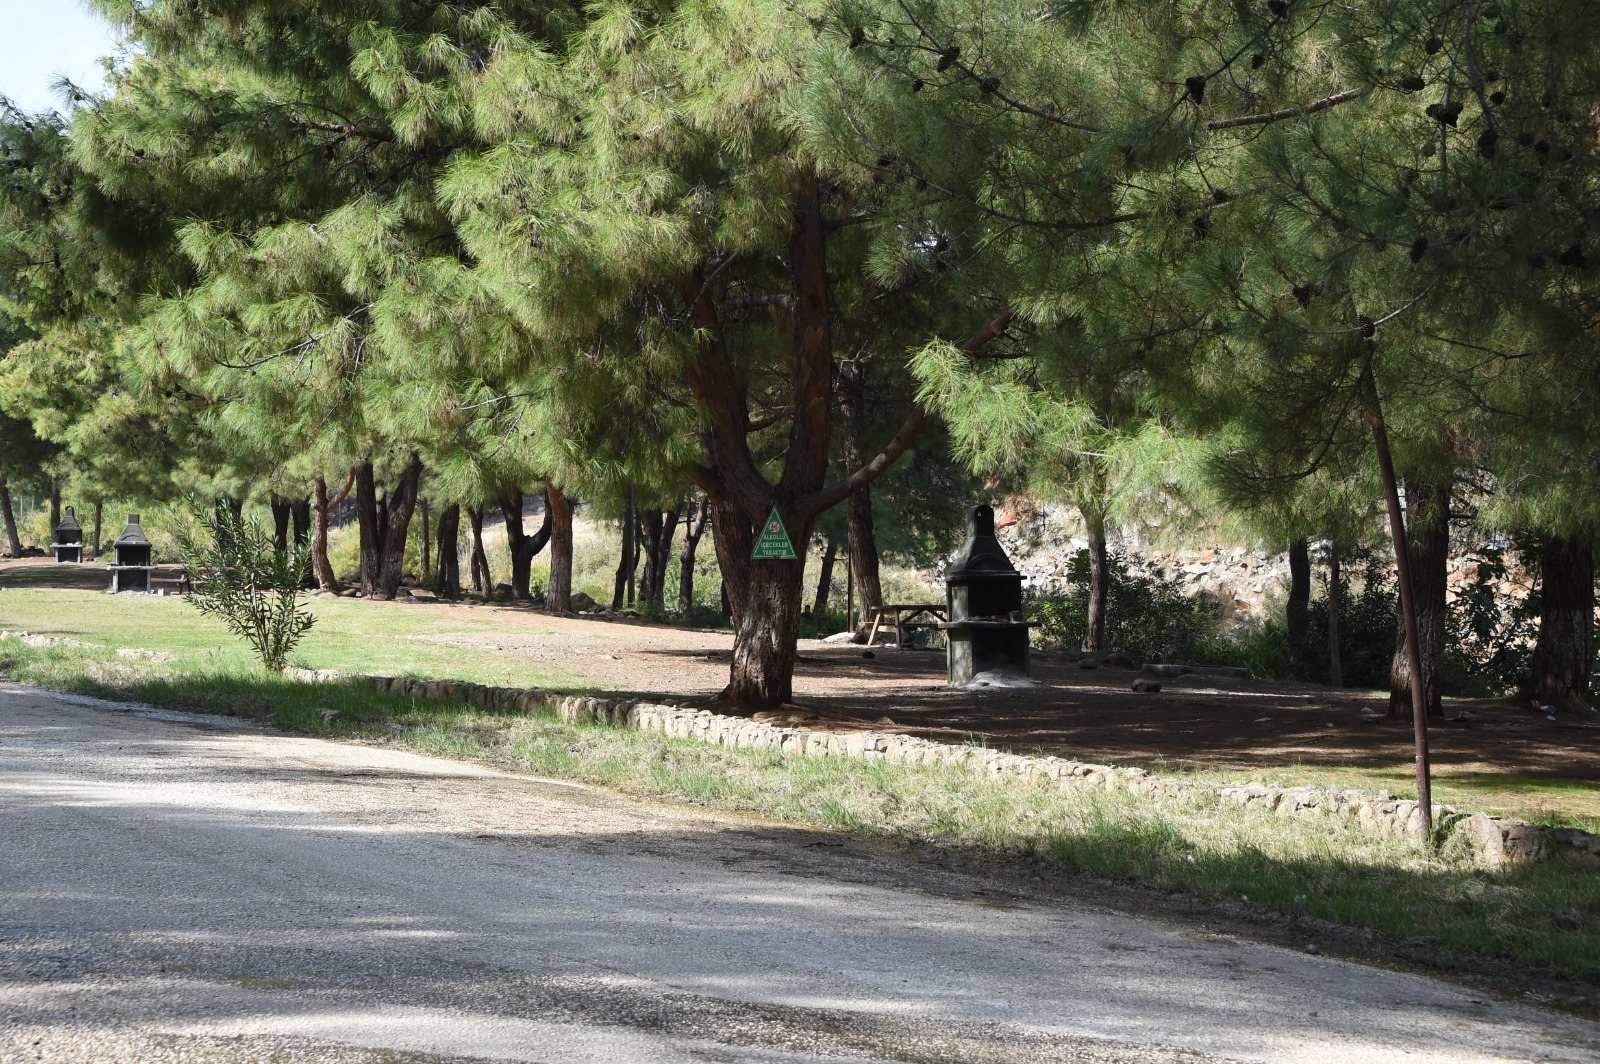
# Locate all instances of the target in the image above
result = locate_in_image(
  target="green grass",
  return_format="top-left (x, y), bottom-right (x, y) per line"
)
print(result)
top-left (3, 632), bottom-right (1599, 994)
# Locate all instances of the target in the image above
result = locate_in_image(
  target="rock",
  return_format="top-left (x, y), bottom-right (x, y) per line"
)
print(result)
top-left (822, 631), bottom-right (855, 644)
top-left (570, 591), bottom-right (598, 612)
top-left (1104, 651), bottom-right (1135, 668)
top-left (1131, 679), bottom-right (1163, 693)
top-left (494, 582), bottom-right (515, 600)
top-left (338, 589), bottom-right (359, 598)
top-left (1077, 657), bottom-right (1100, 670)
top-left (1142, 663), bottom-right (1189, 678)
top-left (407, 588), bottom-right (438, 602)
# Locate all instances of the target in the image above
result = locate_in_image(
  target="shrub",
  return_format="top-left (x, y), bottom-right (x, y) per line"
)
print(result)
top-left (176, 501), bottom-right (316, 672)
top-left (1027, 549), bottom-right (1217, 662)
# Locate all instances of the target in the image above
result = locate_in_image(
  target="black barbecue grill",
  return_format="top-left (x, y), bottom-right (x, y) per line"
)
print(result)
top-left (109, 514), bottom-right (156, 593)
top-left (938, 504), bottom-right (1036, 686)
top-left (51, 506), bottom-right (83, 564)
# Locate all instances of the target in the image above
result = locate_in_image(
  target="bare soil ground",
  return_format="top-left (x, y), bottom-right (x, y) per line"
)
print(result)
top-left (6, 556), bottom-right (1594, 788)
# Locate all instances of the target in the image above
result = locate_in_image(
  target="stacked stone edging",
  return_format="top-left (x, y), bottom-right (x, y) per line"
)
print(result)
top-left (281, 666), bottom-right (1600, 869)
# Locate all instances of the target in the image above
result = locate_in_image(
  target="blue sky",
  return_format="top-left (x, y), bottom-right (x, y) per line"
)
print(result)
top-left (0, 1), bottom-right (120, 116)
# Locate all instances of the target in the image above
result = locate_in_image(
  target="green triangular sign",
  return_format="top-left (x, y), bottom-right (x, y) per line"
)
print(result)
top-left (752, 507), bottom-right (798, 560)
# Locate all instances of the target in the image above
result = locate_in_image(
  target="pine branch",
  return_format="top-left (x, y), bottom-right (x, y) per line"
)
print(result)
top-left (1205, 88), bottom-right (1365, 131)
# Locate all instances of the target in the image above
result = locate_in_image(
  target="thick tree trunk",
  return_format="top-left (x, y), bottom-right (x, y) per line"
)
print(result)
top-left (545, 487), bottom-right (573, 613)
top-left (1327, 550), bottom-right (1343, 688)
top-left (846, 487), bottom-right (883, 643)
top-left (271, 497), bottom-right (292, 554)
top-left (500, 490), bottom-right (553, 601)
top-left (729, 552), bottom-right (809, 705)
top-left (708, 493), bottom-right (755, 628)
top-left (1388, 477), bottom-right (1450, 720)
top-left (418, 499), bottom-right (431, 584)
top-left (813, 531), bottom-right (839, 617)
top-left (91, 501), bottom-right (103, 558)
top-left (1525, 535), bottom-right (1594, 710)
top-left (638, 506), bottom-right (681, 614)
top-left (312, 476), bottom-right (342, 592)
top-left (435, 503), bottom-right (461, 599)
top-left (0, 477), bottom-right (21, 558)
top-left (677, 497), bottom-right (711, 614)
top-left (355, 461), bottom-right (381, 594)
top-left (1082, 509), bottom-right (1110, 653)
top-left (467, 505), bottom-right (492, 597)
top-left (373, 454), bottom-right (423, 600)
top-left (613, 487), bottom-right (636, 610)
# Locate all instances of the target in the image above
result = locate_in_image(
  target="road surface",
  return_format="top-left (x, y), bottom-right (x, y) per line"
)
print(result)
top-left (1, 684), bottom-right (1595, 1063)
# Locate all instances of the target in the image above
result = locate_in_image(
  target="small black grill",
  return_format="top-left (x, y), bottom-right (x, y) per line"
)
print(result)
top-left (938, 504), bottom-right (1036, 686)
top-left (109, 514), bottom-right (155, 593)
top-left (52, 506), bottom-right (83, 564)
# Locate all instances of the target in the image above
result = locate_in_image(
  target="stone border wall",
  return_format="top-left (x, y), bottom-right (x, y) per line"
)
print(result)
top-left (286, 667), bottom-right (1599, 868)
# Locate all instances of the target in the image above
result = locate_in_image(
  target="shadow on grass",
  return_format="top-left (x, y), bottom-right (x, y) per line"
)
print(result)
top-left (4, 636), bottom-right (1600, 999)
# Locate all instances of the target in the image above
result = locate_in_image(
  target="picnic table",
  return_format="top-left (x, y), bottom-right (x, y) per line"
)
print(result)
top-left (864, 603), bottom-right (948, 648)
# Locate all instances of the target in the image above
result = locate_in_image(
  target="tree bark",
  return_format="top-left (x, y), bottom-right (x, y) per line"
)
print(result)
top-left (545, 487), bottom-right (573, 613)
top-left (839, 363), bottom-right (884, 643)
top-left (1388, 477), bottom-right (1450, 720)
top-left (271, 497), bottom-right (292, 554)
top-left (1287, 538), bottom-right (1311, 675)
top-left (0, 477), bottom-right (21, 558)
top-left (1525, 534), bottom-right (1594, 710)
top-left (500, 490), bottom-right (553, 601)
top-left (312, 474), bottom-right (346, 593)
top-left (418, 499), bottom-right (431, 584)
top-left (708, 491), bottom-right (755, 629)
top-left (639, 505), bottom-right (681, 614)
top-left (48, 477), bottom-right (60, 539)
top-left (1082, 509), bottom-right (1110, 652)
top-left (1327, 549), bottom-right (1343, 688)
top-left (355, 461), bottom-right (381, 594)
top-left (91, 501), bottom-right (103, 558)
top-left (435, 503), bottom-right (461, 599)
top-left (813, 530), bottom-right (839, 617)
top-left (677, 496), bottom-right (711, 614)
top-left (613, 487), bottom-right (636, 610)
top-left (467, 505), bottom-right (492, 597)
top-left (373, 454), bottom-right (423, 600)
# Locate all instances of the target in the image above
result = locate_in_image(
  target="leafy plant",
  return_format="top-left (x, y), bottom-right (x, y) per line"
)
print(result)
top-left (176, 501), bottom-right (315, 672)
top-left (1027, 549), bottom-right (1217, 663)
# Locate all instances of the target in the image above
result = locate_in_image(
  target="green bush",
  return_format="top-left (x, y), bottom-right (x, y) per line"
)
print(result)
top-left (1027, 549), bottom-right (1218, 663)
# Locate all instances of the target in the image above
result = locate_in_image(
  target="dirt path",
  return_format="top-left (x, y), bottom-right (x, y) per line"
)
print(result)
top-left (3, 684), bottom-right (1596, 1063)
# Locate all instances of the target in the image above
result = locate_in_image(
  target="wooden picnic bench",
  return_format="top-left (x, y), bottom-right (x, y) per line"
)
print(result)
top-left (864, 603), bottom-right (948, 648)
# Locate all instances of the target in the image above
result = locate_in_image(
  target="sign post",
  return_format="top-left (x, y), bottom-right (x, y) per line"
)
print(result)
top-left (752, 507), bottom-right (798, 560)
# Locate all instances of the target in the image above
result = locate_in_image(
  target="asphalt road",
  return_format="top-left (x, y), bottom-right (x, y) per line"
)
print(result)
top-left (1, 684), bottom-right (1596, 1064)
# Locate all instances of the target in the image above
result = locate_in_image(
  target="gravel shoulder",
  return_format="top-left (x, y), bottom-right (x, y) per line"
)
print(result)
top-left (2, 683), bottom-right (1597, 1064)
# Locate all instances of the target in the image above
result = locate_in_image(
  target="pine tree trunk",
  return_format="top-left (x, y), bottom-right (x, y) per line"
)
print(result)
top-left (435, 503), bottom-right (461, 598)
top-left (312, 476), bottom-right (341, 592)
top-left (847, 487), bottom-right (883, 643)
top-left (48, 477), bottom-right (60, 539)
top-left (1388, 477), bottom-right (1450, 720)
top-left (418, 499), bottom-right (431, 583)
top-left (1083, 509), bottom-right (1110, 653)
top-left (677, 497), bottom-right (710, 614)
top-left (639, 506), bottom-right (680, 613)
top-left (545, 487), bottom-right (573, 613)
top-left (91, 501), bottom-right (103, 558)
top-left (501, 490), bottom-right (553, 601)
top-left (613, 487), bottom-right (635, 610)
top-left (1287, 538), bottom-right (1311, 674)
top-left (467, 505), bottom-right (492, 597)
top-left (1327, 550), bottom-right (1343, 688)
top-left (813, 531), bottom-right (839, 617)
top-left (373, 454), bottom-right (423, 600)
top-left (708, 493), bottom-right (755, 628)
top-left (271, 497), bottom-right (292, 553)
top-left (355, 461), bottom-right (381, 595)
top-left (730, 552), bottom-right (808, 705)
top-left (0, 477), bottom-right (21, 558)
top-left (1525, 535), bottom-right (1594, 710)
top-left (290, 498), bottom-right (312, 587)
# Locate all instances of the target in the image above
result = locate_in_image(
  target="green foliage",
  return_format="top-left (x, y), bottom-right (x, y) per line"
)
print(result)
top-left (1027, 550), bottom-right (1217, 663)
top-left (1445, 550), bottom-right (1540, 698)
top-left (176, 501), bottom-right (316, 672)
